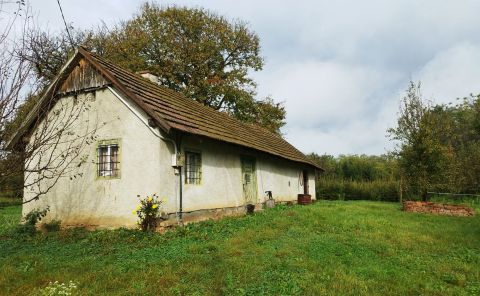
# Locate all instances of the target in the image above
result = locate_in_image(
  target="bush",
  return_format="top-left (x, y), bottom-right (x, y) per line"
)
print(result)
top-left (43, 220), bottom-right (61, 232)
top-left (13, 224), bottom-right (37, 236)
top-left (317, 179), bottom-right (400, 202)
top-left (15, 207), bottom-right (50, 236)
top-left (429, 193), bottom-right (480, 208)
top-left (24, 207), bottom-right (50, 226)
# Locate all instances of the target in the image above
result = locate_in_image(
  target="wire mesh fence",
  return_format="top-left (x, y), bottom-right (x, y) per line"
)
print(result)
top-left (427, 191), bottom-right (480, 207)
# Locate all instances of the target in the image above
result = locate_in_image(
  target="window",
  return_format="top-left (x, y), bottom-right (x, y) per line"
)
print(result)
top-left (185, 151), bottom-right (201, 184)
top-left (97, 142), bottom-right (120, 178)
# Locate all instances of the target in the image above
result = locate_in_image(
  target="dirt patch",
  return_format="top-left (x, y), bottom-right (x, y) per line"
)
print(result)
top-left (403, 201), bottom-right (475, 217)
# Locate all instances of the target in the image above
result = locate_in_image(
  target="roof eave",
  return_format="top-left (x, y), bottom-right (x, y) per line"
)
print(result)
top-left (170, 127), bottom-right (324, 171)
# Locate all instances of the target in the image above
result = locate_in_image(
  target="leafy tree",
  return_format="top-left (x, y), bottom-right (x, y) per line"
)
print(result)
top-left (388, 82), bottom-right (445, 198)
top-left (242, 97), bottom-right (286, 134)
top-left (435, 96), bottom-right (480, 193)
top-left (23, 29), bottom-right (86, 87)
top-left (25, 3), bottom-right (286, 133)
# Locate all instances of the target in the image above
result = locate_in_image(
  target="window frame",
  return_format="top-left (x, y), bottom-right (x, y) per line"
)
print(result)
top-left (184, 150), bottom-right (202, 185)
top-left (95, 139), bottom-right (121, 180)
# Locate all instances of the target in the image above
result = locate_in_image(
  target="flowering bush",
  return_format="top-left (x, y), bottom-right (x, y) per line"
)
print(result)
top-left (132, 193), bottom-right (163, 231)
top-left (39, 280), bottom-right (78, 296)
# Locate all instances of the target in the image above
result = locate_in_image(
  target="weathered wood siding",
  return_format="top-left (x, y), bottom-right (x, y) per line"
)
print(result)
top-left (58, 58), bottom-right (109, 94)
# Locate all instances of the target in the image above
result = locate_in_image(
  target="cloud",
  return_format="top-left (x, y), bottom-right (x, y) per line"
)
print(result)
top-left (286, 119), bottom-right (394, 156)
top-left (257, 61), bottom-right (400, 125)
top-left (19, 0), bottom-right (480, 155)
top-left (414, 43), bottom-right (480, 104)
top-left (254, 60), bottom-right (403, 154)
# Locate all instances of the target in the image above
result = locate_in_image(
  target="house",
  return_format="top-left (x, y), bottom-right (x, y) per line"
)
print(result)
top-left (8, 47), bottom-right (321, 228)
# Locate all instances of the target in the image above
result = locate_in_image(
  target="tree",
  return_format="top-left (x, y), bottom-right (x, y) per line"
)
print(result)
top-left (0, 1), bottom-right (30, 138)
top-left (388, 82), bottom-right (450, 199)
top-left (0, 0), bottom-right (33, 198)
top-left (307, 153), bottom-right (337, 176)
top-left (25, 3), bottom-right (286, 133)
top-left (0, 1), bottom-right (98, 202)
top-left (435, 95), bottom-right (480, 193)
top-left (22, 29), bottom-right (86, 88)
top-left (240, 97), bottom-right (286, 134)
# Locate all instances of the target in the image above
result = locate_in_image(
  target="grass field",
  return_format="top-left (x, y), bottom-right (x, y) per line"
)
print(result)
top-left (0, 196), bottom-right (21, 208)
top-left (0, 201), bottom-right (479, 295)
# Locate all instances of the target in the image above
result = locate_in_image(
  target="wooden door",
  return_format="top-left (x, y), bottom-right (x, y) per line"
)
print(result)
top-left (241, 158), bottom-right (257, 204)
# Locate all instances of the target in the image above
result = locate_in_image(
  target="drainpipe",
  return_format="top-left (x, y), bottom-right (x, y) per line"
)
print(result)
top-left (179, 166), bottom-right (183, 221)
top-left (174, 135), bottom-right (183, 222)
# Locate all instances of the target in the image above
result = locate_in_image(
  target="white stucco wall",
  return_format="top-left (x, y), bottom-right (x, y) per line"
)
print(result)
top-left (180, 135), bottom-right (316, 212)
top-left (23, 87), bottom-right (316, 228)
top-left (23, 87), bottom-right (177, 227)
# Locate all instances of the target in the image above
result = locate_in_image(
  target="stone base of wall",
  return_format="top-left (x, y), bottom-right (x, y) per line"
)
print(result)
top-left (53, 199), bottom-right (304, 231)
top-left (157, 199), bottom-right (303, 230)
top-left (403, 201), bottom-right (475, 217)
top-left (159, 202), bottom-right (273, 229)
top-left (159, 205), bottom-right (248, 228)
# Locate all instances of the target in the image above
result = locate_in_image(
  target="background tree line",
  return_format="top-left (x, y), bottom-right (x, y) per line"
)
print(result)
top-left (308, 154), bottom-right (401, 202)
top-left (309, 82), bottom-right (480, 203)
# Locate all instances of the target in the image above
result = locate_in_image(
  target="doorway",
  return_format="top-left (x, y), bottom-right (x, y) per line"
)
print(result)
top-left (241, 157), bottom-right (257, 204)
top-left (303, 169), bottom-right (309, 195)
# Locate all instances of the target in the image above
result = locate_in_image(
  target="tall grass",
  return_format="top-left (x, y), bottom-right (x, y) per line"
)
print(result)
top-left (316, 178), bottom-right (400, 202)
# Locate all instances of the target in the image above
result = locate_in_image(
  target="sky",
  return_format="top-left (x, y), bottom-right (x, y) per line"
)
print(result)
top-left (8, 0), bottom-right (480, 155)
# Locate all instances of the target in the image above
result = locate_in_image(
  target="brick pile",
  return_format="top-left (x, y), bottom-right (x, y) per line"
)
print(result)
top-left (403, 201), bottom-right (475, 217)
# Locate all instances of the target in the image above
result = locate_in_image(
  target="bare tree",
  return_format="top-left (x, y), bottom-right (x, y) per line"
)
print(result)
top-left (0, 0), bottom-right (33, 198)
top-left (0, 1), bottom-right (98, 203)
top-left (0, 1), bottom-right (31, 136)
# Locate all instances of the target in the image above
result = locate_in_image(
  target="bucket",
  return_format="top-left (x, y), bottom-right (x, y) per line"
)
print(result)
top-left (297, 194), bottom-right (312, 205)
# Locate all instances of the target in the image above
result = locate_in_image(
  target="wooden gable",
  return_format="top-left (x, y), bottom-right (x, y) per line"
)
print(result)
top-left (57, 58), bottom-right (109, 95)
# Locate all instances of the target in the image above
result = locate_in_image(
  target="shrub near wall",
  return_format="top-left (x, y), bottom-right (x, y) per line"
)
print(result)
top-left (316, 179), bottom-right (400, 202)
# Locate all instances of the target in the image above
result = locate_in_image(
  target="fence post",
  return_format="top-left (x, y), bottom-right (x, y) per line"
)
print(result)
top-left (399, 177), bottom-right (403, 204)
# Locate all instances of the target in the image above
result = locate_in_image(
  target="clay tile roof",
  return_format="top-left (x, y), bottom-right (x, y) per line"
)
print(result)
top-left (10, 47), bottom-right (321, 169)
top-left (80, 48), bottom-right (321, 169)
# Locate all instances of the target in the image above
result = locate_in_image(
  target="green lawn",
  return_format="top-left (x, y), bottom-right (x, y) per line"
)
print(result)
top-left (0, 201), bottom-right (479, 295)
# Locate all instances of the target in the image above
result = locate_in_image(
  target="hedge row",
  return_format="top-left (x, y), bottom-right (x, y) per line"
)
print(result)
top-left (316, 179), bottom-right (400, 202)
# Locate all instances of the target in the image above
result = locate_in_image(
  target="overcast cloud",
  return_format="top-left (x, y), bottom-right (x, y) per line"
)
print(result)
top-left (18, 0), bottom-right (480, 155)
